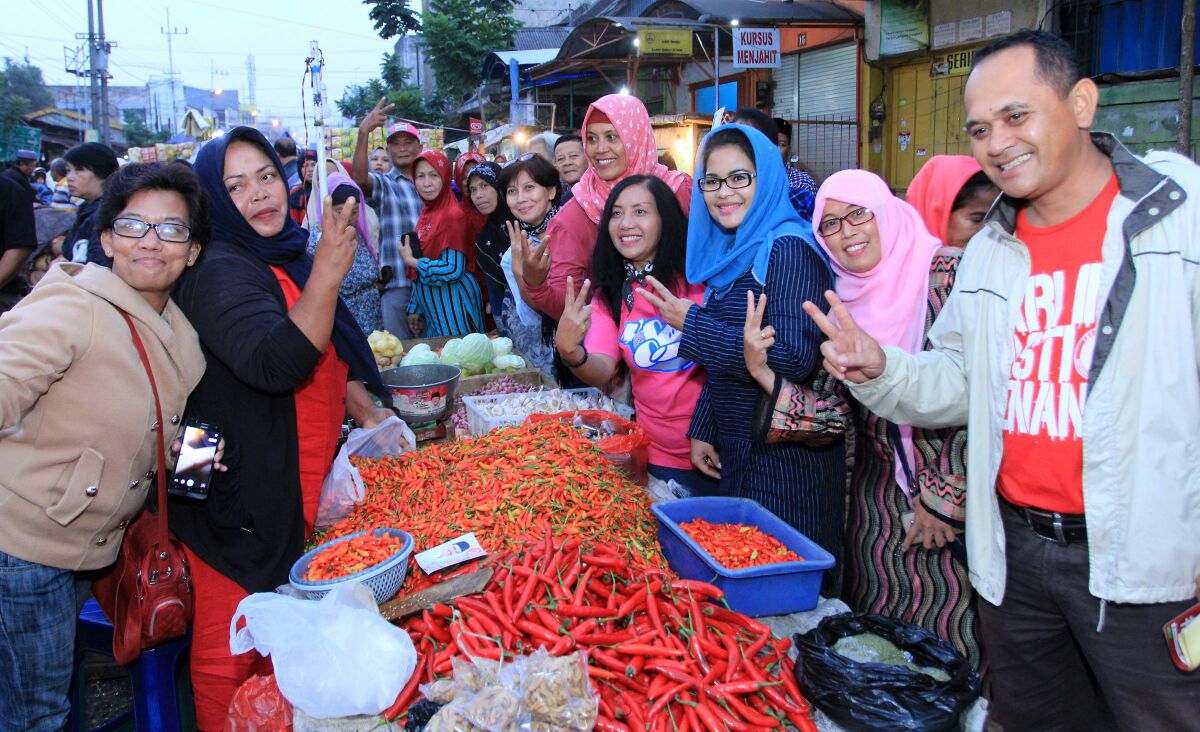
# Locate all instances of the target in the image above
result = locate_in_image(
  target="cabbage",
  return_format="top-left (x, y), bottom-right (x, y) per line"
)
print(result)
top-left (439, 338), bottom-right (464, 365)
top-left (459, 333), bottom-right (495, 371)
top-left (493, 354), bottom-right (526, 371)
top-left (400, 347), bottom-right (439, 367)
top-left (491, 337), bottom-right (513, 357)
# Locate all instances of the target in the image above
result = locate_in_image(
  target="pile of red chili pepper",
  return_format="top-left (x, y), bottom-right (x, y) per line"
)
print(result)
top-left (385, 535), bottom-right (817, 731)
top-left (323, 420), bottom-right (666, 589)
top-left (302, 532), bottom-right (404, 582)
top-left (680, 518), bottom-right (804, 570)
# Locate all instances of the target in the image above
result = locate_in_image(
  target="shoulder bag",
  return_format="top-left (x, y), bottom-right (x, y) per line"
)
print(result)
top-left (90, 310), bottom-right (194, 665)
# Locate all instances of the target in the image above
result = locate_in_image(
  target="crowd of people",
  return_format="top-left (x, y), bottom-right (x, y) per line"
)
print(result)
top-left (0, 29), bottom-right (1197, 732)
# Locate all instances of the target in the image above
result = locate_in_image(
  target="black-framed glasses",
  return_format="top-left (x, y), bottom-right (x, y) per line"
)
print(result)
top-left (818, 207), bottom-right (875, 237)
top-left (697, 171), bottom-right (756, 192)
top-left (112, 217), bottom-right (192, 244)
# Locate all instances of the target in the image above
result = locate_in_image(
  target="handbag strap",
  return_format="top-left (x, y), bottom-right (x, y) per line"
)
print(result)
top-left (119, 310), bottom-right (170, 548)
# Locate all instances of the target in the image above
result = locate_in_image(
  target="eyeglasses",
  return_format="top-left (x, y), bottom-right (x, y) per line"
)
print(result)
top-left (697, 171), bottom-right (755, 192)
top-left (817, 207), bottom-right (875, 237)
top-left (112, 217), bottom-right (193, 243)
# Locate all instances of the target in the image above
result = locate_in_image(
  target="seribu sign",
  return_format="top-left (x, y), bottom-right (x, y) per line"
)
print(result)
top-left (929, 49), bottom-right (976, 77)
top-left (732, 28), bottom-right (780, 68)
top-left (638, 29), bottom-right (692, 57)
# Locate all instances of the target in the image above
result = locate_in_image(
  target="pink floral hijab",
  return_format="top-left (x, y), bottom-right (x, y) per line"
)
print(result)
top-left (571, 94), bottom-right (692, 224)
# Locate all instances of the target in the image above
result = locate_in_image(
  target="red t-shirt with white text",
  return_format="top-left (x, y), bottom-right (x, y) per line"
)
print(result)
top-left (996, 175), bottom-right (1118, 513)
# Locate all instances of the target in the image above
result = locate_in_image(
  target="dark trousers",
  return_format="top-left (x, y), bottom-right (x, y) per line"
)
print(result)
top-left (978, 501), bottom-right (1199, 731)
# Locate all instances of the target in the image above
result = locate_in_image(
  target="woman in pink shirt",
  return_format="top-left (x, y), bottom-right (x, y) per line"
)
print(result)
top-left (554, 175), bottom-right (715, 492)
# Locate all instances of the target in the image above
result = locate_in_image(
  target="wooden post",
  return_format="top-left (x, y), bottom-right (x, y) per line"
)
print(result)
top-left (1181, 0), bottom-right (1196, 156)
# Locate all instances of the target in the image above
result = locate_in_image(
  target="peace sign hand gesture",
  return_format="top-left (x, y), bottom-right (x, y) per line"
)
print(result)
top-left (635, 275), bottom-right (694, 331)
top-left (802, 290), bottom-right (886, 383)
top-left (555, 276), bottom-right (592, 363)
top-left (743, 291), bottom-right (776, 393)
top-left (359, 97), bottom-right (395, 136)
top-left (507, 220), bottom-right (552, 288)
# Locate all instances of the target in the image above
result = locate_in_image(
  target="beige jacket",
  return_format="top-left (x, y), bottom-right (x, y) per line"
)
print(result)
top-left (0, 263), bottom-right (205, 570)
top-left (850, 136), bottom-right (1200, 606)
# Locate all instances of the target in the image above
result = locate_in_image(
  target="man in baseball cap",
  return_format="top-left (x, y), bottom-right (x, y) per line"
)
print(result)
top-left (3, 150), bottom-right (39, 204)
top-left (351, 98), bottom-right (426, 338)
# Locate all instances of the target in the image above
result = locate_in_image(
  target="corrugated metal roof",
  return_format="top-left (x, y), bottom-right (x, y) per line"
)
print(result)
top-left (514, 27), bottom-right (572, 51)
top-left (644, 0), bottom-right (861, 23)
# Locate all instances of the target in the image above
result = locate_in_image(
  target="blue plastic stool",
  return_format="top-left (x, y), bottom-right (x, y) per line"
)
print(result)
top-left (68, 598), bottom-right (192, 732)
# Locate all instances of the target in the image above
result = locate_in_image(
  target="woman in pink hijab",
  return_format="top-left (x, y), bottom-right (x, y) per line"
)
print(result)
top-left (906, 155), bottom-right (998, 248)
top-left (515, 94), bottom-right (692, 321)
top-left (746, 169), bottom-right (985, 669)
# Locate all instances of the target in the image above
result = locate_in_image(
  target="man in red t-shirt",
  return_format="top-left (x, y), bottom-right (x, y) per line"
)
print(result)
top-left (807, 30), bottom-right (1200, 730)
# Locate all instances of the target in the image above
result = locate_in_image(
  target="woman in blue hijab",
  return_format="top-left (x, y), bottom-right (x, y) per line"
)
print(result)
top-left (171, 127), bottom-right (393, 730)
top-left (639, 124), bottom-right (845, 561)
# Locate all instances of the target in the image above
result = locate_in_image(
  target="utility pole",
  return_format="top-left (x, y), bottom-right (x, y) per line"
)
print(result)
top-left (96, 0), bottom-right (111, 145)
top-left (87, 0), bottom-right (100, 138)
top-left (161, 9), bottom-right (188, 133)
top-left (1181, 0), bottom-right (1196, 156)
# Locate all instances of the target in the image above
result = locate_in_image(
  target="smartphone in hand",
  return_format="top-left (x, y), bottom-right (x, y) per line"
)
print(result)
top-left (168, 420), bottom-right (221, 500)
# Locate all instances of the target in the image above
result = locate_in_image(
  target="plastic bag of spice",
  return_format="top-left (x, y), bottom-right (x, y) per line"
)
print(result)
top-left (525, 410), bottom-right (649, 485)
top-left (794, 612), bottom-right (980, 731)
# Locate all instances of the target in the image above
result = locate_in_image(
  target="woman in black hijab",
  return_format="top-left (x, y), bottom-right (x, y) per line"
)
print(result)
top-left (62, 142), bottom-right (119, 265)
top-left (171, 127), bottom-right (392, 730)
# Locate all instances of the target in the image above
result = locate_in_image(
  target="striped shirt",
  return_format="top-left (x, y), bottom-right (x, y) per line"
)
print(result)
top-left (368, 169), bottom-right (423, 290)
top-left (681, 236), bottom-right (845, 556)
top-left (407, 248), bottom-right (485, 337)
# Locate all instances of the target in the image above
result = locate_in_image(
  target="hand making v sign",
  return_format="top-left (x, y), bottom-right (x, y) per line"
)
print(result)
top-left (635, 275), bottom-right (694, 331)
top-left (802, 290), bottom-right (887, 383)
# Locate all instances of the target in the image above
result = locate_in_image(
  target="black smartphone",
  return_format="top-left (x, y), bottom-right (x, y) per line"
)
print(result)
top-left (168, 420), bottom-right (221, 500)
top-left (402, 231), bottom-right (422, 259)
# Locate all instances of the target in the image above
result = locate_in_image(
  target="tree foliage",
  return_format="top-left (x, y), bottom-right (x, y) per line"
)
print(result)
top-left (122, 109), bottom-right (169, 148)
top-left (0, 59), bottom-right (54, 137)
top-left (363, 0), bottom-right (422, 39)
top-left (337, 53), bottom-right (433, 125)
top-left (421, 0), bottom-right (521, 107)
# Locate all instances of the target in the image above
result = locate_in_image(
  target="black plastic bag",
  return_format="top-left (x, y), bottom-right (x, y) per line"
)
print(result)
top-left (405, 699), bottom-right (444, 732)
top-left (794, 613), bottom-right (980, 732)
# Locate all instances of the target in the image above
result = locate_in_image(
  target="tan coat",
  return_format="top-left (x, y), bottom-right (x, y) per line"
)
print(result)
top-left (0, 263), bottom-right (205, 570)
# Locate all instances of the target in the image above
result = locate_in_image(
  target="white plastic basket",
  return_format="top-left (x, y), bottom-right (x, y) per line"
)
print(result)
top-left (289, 528), bottom-right (413, 604)
top-left (462, 387), bottom-right (635, 436)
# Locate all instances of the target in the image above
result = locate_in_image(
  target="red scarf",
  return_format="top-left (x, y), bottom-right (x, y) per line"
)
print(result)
top-left (413, 150), bottom-right (479, 277)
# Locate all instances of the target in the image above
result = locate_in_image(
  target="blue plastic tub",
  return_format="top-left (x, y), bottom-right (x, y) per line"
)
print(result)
top-left (652, 497), bottom-right (834, 617)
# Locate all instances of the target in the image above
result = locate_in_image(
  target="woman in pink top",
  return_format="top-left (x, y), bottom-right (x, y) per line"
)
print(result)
top-left (516, 94), bottom-right (692, 322)
top-left (555, 175), bottom-right (715, 492)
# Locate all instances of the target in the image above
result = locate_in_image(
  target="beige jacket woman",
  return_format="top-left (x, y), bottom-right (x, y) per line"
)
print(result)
top-left (0, 263), bottom-right (205, 571)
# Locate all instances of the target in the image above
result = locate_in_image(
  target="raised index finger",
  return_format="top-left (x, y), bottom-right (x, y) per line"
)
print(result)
top-left (823, 290), bottom-right (861, 332)
top-left (803, 299), bottom-right (842, 340)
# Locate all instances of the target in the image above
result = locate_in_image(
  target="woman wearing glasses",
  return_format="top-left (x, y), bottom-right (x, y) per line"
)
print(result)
top-left (639, 124), bottom-right (845, 557)
top-left (753, 169), bottom-right (981, 667)
top-left (0, 162), bottom-right (210, 730)
top-left (172, 127), bottom-right (393, 729)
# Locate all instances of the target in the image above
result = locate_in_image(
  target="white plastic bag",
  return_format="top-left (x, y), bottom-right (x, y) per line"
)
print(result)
top-left (229, 582), bottom-right (418, 719)
top-left (315, 416), bottom-right (415, 529)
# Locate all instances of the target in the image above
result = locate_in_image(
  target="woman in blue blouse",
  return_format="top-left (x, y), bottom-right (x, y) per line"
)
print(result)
top-left (639, 124), bottom-right (845, 559)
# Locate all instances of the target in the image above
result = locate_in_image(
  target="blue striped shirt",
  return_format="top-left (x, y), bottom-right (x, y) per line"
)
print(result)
top-left (680, 235), bottom-right (846, 556)
top-left (407, 248), bottom-right (485, 337)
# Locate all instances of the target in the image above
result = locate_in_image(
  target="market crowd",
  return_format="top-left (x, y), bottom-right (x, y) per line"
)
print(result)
top-left (0, 29), bottom-right (1197, 731)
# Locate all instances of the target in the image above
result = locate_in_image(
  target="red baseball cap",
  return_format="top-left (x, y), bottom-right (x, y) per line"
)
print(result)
top-left (386, 122), bottom-right (421, 141)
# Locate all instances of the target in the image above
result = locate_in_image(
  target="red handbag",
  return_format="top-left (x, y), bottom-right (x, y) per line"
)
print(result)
top-left (91, 310), bottom-right (194, 665)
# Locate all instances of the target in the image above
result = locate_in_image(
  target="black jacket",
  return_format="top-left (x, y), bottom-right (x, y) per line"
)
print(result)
top-left (170, 239), bottom-right (345, 592)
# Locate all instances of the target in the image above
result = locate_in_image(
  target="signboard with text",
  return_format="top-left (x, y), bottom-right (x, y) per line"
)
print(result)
top-left (732, 28), bottom-right (781, 68)
top-left (0, 127), bottom-right (43, 162)
top-left (929, 48), bottom-right (977, 78)
top-left (880, 0), bottom-right (930, 56)
top-left (638, 29), bottom-right (693, 56)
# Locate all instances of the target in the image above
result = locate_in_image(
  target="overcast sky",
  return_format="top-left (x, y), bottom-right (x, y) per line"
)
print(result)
top-left (1, 0), bottom-right (402, 131)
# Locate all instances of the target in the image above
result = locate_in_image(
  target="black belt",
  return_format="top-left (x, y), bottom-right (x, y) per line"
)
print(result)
top-left (1000, 496), bottom-right (1087, 545)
